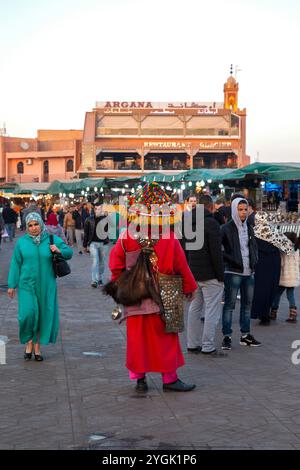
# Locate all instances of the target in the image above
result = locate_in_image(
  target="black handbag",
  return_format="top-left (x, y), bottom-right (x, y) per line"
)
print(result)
top-left (49, 234), bottom-right (71, 277)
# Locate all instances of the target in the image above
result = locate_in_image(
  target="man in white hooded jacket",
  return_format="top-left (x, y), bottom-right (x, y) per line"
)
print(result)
top-left (221, 198), bottom-right (261, 350)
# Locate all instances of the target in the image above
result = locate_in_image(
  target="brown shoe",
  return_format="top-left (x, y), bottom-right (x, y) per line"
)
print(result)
top-left (269, 308), bottom-right (277, 320)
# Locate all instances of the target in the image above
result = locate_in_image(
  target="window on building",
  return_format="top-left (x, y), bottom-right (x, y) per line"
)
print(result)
top-left (43, 160), bottom-right (49, 174)
top-left (17, 162), bottom-right (24, 174)
top-left (66, 159), bottom-right (74, 172)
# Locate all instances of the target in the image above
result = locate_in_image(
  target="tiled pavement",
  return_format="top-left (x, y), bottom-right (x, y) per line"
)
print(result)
top-left (1, 236), bottom-right (300, 450)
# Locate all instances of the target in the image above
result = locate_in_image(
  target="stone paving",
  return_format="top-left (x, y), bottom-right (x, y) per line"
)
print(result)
top-left (1, 235), bottom-right (300, 450)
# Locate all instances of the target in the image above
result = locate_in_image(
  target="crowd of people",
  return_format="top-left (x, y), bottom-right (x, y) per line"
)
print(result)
top-left (2, 185), bottom-right (300, 394)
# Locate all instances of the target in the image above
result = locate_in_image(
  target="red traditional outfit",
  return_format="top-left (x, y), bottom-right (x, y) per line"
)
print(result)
top-left (109, 230), bottom-right (197, 384)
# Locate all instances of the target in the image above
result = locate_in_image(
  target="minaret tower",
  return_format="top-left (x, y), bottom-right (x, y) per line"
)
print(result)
top-left (224, 64), bottom-right (239, 112)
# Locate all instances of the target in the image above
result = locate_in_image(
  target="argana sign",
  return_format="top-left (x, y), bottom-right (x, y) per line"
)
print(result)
top-left (96, 101), bottom-right (223, 113)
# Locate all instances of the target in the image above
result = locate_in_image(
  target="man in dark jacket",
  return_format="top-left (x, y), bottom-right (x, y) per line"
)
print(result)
top-left (213, 198), bottom-right (226, 225)
top-left (83, 203), bottom-right (109, 287)
top-left (2, 204), bottom-right (18, 241)
top-left (0, 212), bottom-right (5, 248)
top-left (182, 195), bottom-right (225, 356)
top-left (247, 198), bottom-right (256, 226)
top-left (22, 201), bottom-right (41, 221)
top-left (72, 203), bottom-right (84, 254)
top-left (221, 197), bottom-right (261, 350)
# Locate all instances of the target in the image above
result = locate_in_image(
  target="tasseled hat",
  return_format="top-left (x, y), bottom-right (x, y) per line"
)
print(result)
top-left (127, 182), bottom-right (179, 226)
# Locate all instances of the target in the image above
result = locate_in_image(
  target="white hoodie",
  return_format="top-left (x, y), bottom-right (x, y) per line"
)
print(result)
top-left (229, 197), bottom-right (251, 276)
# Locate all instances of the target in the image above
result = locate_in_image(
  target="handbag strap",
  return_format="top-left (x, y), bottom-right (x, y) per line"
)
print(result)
top-left (49, 234), bottom-right (56, 259)
top-left (120, 230), bottom-right (127, 253)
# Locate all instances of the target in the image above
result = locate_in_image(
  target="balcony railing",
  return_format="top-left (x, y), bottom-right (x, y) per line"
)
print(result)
top-left (96, 162), bottom-right (141, 171)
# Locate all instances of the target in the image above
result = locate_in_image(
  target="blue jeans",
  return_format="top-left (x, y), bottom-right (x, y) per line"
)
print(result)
top-left (89, 242), bottom-right (109, 283)
top-left (5, 223), bottom-right (15, 241)
top-left (222, 273), bottom-right (254, 336)
top-left (272, 286), bottom-right (296, 309)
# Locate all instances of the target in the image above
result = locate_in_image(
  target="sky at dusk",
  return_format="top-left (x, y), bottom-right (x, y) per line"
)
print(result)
top-left (0, 0), bottom-right (300, 162)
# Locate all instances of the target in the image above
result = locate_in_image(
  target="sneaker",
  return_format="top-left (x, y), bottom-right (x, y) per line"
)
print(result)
top-left (79, 251), bottom-right (83, 255)
top-left (201, 349), bottom-right (227, 357)
top-left (240, 333), bottom-right (261, 347)
top-left (135, 377), bottom-right (148, 393)
top-left (221, 336), bottom-right (232, 350)
top-left (187, 346), bottom-right (202, 354)
top-left (163, 379), bottom-right (196, 392)
top-left (91, 282), bottom-right (98, 288)
top-left (98, 280), bottom-right (103, 286)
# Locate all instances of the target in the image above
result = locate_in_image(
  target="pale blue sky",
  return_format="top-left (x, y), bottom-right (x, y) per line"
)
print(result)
top-left (0, 0), bottom-right (300, 162)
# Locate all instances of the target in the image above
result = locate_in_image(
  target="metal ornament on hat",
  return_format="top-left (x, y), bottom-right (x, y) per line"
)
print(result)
top-left (128, 182), bottom-right (179, 225)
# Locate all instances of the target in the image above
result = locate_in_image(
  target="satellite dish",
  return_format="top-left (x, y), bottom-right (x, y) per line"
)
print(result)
top-left (20, 141), bottom-right (29, 150)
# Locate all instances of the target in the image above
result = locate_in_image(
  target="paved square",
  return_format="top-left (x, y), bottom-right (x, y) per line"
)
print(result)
top-left (1, 237), bottom-right (300, 450)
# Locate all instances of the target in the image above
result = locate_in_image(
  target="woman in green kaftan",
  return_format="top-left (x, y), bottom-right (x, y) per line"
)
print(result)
top-left (7, 212), bottom-right (73, 361)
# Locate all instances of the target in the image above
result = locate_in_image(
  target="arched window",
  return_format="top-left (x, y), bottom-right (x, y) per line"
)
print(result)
top-left (66, 159), bottom-right (74, 172)
top-left (43, 160), bottom-right (49, 174)
top-left (17, 162), bottom-right (24, 174)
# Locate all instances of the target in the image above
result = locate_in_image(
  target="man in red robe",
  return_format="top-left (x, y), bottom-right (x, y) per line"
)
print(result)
top-left (108, 183), bottom-right (198, 393)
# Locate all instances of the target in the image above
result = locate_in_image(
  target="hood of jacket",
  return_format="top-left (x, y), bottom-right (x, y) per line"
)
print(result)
top-left (231, 197), bottom-right (248, 229)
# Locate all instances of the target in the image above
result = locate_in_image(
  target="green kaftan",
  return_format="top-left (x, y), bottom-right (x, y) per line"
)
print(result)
top-left (8, 232), bottom-right (73, 344)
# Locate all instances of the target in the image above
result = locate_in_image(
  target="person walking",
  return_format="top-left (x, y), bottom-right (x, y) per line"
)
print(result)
top-left (213, 198), bottom-right (226, 225)
top-left (72, 203), bottom-right (84, 254)
top-left (270, 232), bottom-right (300, 323)
top-left (0, 212), bottom-right (5, 249)
top-left (221, 197), bottom-right (261, 350)
top-left (45, 207), bottom-right (67, 243)
top-left (107, 183), bottom-right (198, 393)
top-left (63, 207), bottom-right (75, 246)
top-left (247, 198), bottom-right (256, 226)
top-left (22, 200), bottom-right (42, 221)
top-left (251, 212), bottom-right (294, 325)
top-left (81, 203), bottom-right (90, 226)
top-left (183, 195), bottom-right (225, 356)
top-left (7, 212), bottom-right (73, 361)
top-left (83, 203), bottom-right (109, 287)
top-left (2, 203), bottom-right (18, 241)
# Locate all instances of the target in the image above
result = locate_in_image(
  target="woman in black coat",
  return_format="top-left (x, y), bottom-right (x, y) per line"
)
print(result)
top-left (251, 212), bottom-right (294, 325)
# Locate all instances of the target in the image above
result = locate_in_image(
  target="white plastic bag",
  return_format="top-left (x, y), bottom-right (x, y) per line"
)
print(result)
top-left (1, 227), bottom-right (9, 238)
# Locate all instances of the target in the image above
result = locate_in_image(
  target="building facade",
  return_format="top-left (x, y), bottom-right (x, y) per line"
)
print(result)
top-left (0, 130), bottom-right (82, 183)
top-left (79, 74), bottom-right (249, 178)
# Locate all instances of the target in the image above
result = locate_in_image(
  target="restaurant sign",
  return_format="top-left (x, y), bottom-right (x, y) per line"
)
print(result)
top-left (144, 142), bottom-right (188, 150)
top-left (199, 142), bottom-right (232, 150)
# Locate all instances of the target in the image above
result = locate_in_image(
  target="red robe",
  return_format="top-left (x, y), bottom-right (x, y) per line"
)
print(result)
top-left (109, 231), bottom-right (197, 373)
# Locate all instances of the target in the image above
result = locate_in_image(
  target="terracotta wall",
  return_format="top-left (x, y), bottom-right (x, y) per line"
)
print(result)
top-left (7, 157), bottom-right (76, 183)
top-left (37, 129), bottom-right (83, 141)
top-left (0, 131), bottom-right (82, 182)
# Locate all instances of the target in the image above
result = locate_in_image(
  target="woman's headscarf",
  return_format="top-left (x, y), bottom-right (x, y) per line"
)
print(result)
top-left (25, 212), bottom-right (46, 245)
top-left (254, 211), bottom-right (294, 254)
